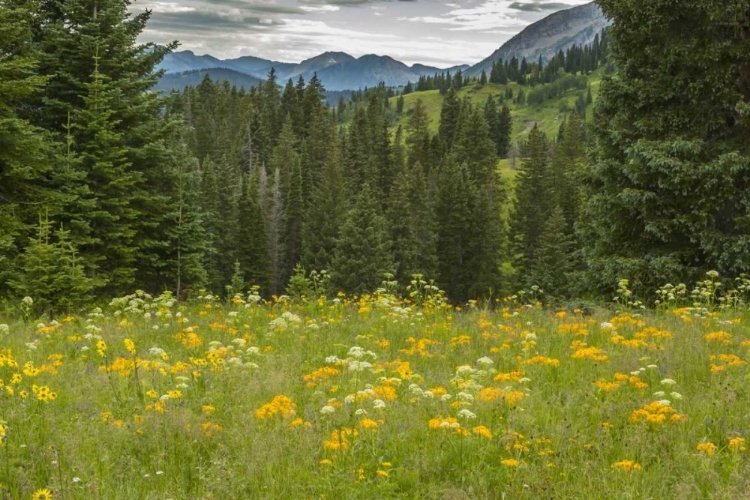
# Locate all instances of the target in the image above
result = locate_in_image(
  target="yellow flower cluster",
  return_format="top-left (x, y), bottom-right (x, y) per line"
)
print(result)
top-left (709, 354), bottom-right (746, 373)
top-left (570, 342), bottom-right (608, 362)
top-left (254, 395), bottom-right (296, 420)
top-left (557, 323), bottom-right (589, 337)
top-left (522, 355), bottom-right (560, 367)
top-left (594, 372), bottom-right (648, 392)
top-left (31, 384), bottom-right (57, 402)
top-left (728, 437), bottom-right (747, 452)
top-left (696, 442), bottom-right (717, 456)
top-left (493, 370), bottom-right (524, 382)
top-left (611, 460), bottom-right (642, 472)
top-left (323, 427), bottom-right (358, 451)
top-left (302, 366), bottom-right (341, 387)
top-left (703, 331), bottom-right (733, 346)
top-left (629, 401), bottom-right (686, 424)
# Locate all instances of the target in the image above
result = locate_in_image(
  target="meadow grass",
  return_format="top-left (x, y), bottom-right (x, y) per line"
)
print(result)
top-left (390, 70), bottom-right (603, 143)
top-left (1, 286), bottom-right (749, 499)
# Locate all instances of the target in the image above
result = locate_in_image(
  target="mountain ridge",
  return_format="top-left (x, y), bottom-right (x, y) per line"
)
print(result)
top-left (467, 2), bottom-right (610, 77)
top-left (156, 2), bottom-right (609, 92)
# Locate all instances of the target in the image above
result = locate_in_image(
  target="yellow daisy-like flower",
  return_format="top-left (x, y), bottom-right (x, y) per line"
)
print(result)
top-left (32, 488), bottom-right (53, 500)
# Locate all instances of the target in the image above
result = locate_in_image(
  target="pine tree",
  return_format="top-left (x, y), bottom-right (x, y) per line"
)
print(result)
top-left (301, 146), bottom-right (348, 272)
top-left (439, 87), bottom-right (461, 150)
top-left (509, 125), bottom-right (551, 280)
top-left (497, 105), bottom-right (513, 158)
top-left (73, 52), bottom-right (139, 292)
top-left (387, 162), bottom-right (438, 284)
top-left (436, 161), bottom-right (476, 302)
top-left (583, 0), bottom-right (750, 291)
top-left (527, 206), bottom-right (576, 297)
top-left (236, 171), bottom-right (271, 293)
top-left (163, 154), bottom-right (208, 299)
top-left (331, 183), bottom-right (393, 294)
top-left (406, 98), bottom-right (431, 167)
top-left (8, 215), bottom-right (93, 314)
top-left (0, 2), bottom-right (67, 287)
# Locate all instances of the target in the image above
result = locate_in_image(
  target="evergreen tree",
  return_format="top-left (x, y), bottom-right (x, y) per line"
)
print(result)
top-left (236, 171), bottom-right (271, 293)
top-left (436, 160), bottom-right (477, 302)
top-left (439, 87), bottom-right (461, 150)
top-left (73, 53), bottom-right (139, 292)
top-left (7, 215), bottom-right (93, 314)
top-left (527, 206), bottom-right (576, 297)
top-left (163, 154), bottom-right (208, 298)
top-left (301, 146), bottom-right (347, 272)
top-left (387, 162), bottom-right (438, 284)
top-left (509, 126), bottom-right (551, 280)
top-left (331, 183), bottom-right (393, 294)
top-left (406, 98), bottom-right (431, 167)
top-left (583, 0), bottom-right (750, 291)
top-left (497, 105), bottom-right (513, 158)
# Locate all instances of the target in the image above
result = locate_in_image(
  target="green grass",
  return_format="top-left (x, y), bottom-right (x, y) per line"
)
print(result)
top-left (1, 287), bottom-right (750, 499)
top-left (390, 70), bottom-right (604, 143)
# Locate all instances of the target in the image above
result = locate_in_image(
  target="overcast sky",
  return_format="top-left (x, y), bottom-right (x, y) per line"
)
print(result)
top-left (132, 0), bottom-right (593, 67)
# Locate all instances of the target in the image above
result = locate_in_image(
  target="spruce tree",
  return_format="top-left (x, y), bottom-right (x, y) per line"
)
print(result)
top-left (331, 183), bottom-right (393, 294)
top-left (509, 125), bottom-right (551, 280)
top-left (387, 162), bottom-right (438, 284)
top-left (406, 99), bottom-right (431, 168)
top-left (583, 0), bottom-right (750, 291)
top-left (236, 171), bottom-right (271, 293)
top-left (528, 206), bottom-right (576, 297)
top-left (439, 87), bottom-right (461, 150)
top-left (436, 161), bottom-right (475, 302)
top-left (301, 146), bottom-right (347, 273)
top-left (8, 215), bottom-right (93, 314)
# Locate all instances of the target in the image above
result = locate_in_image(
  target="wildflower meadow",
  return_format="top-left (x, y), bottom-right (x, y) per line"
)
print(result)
top-left (1, 274), bottom-right (750, 499)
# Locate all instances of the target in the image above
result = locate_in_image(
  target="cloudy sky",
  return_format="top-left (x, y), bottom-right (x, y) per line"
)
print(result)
top-left (132, 0), bottom-right (593, 67)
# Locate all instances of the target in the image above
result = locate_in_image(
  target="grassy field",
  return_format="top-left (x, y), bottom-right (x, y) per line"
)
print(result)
top-left (389, 71), bottom-right (603, 143)
top-left (1, 278), bottom-right (749, 499)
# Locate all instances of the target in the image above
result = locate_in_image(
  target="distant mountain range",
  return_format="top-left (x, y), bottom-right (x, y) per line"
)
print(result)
top-left (155, 2), bottom-right (608, 92)
top-left (157, 50), bottom-right (469, 92)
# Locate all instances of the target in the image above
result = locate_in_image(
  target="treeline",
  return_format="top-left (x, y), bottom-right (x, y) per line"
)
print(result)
top-left (403, 31), bottom-right (609, 97)
top-left (489, 32), bottom-right (609, 86)
top-left (2, 0), bottom-right (748, 313)
top-left (170, 75), bottom-right (514, 303)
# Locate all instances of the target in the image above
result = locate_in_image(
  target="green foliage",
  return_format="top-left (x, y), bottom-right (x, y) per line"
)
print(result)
top-left (583, 0), bottom-right (750, 294)
top-left (7, 216), bottom-right (93, 314)
top-left (331, 184), bottom-right (393, 294)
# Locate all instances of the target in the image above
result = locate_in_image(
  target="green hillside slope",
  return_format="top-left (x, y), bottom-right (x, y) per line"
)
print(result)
top-left (390, 70), bottom-right (603, 143)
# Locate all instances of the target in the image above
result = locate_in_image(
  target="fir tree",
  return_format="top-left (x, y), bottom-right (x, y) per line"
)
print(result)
top-left (236, 171), bottom-right (271, 293)
top-left (527, 206), bottom-right (576, 298)
top-left (439, 87), bottom-right (461, 150)
top-left (509, 125), bottom-right (551, 280)
top-left (387, 162), bottom-right (438, 284)
top-left (301, 146), bottom-right (347, 272)
top-left (8, 215), bottom-right (93, 314)
top-left (583, 0), bottom-right (750, 291)
top-left (331, 183), bottom-right (393, 294)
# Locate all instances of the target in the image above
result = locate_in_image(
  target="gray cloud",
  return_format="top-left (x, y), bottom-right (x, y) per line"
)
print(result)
top-left (508, 1), bottom-right (575, 12)
top-left (135, 0), bottom-right (591, 66)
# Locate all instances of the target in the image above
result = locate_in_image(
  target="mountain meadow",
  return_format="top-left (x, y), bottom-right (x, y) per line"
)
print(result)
top-left (2, 0), bottom-right (750, 499)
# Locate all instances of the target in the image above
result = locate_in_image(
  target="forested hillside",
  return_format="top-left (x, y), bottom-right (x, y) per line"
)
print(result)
top-left (1, 0), bottom-right (749, 316)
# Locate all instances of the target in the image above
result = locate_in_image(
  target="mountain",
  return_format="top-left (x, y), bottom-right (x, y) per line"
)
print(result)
top-left (158, 51), bottom-right (225, 74)
top-left (467, 2), bottom-right (610, 77)
top-left (153, 68), bottom-right (262, 93)
top-left (284, 51), bottom-right (356, 80)
top-left (158, 51), bottom-right (293, 79)
top-left (410, 63), bottom-right (470, 77)
top-left (222, 56), bottom-right (296, 79)
top-left (158, 50), bottom-right (472, 91)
